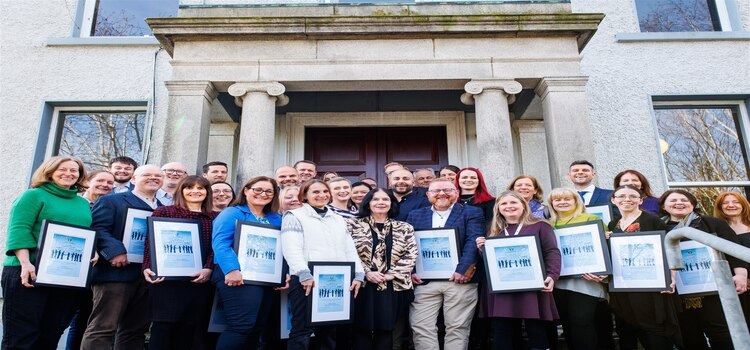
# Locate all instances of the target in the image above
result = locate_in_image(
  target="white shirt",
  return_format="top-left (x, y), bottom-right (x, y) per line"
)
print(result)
top-left (156, 188), bottom-right (174, 206)
top-left (431, 204), bottom-right (454, 228)
top-left (578, 184), bottom-right (596, 205)
top-left (112, 182), bottom-right (132, 194)
top-left (132, 191), bottom-right (158, 210)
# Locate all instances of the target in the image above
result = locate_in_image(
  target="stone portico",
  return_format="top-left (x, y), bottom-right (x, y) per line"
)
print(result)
top-left (147, 2), bottom-right (604, 194)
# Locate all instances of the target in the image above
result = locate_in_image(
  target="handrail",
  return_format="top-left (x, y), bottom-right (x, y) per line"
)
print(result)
top-left (664, 227), bottom-right (750, 347)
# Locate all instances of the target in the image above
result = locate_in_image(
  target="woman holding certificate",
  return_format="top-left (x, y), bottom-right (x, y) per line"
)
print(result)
top-left (347, 188), bottom-right (417, 350)
top-left (2, 156), bottom-right (92, 349)
top-left (661, 189), bottom-right (748, 350)
top-left (141, 175), bottom-right (218, 349)
top-left (547, 187), bottom-right (607, 350)
top-left (475, 191), bottom-right (561, 350)
top-left (211, 176), bottom-right (282, 349)
top-left (608, 185), bottom-right (681, 350)
top-left (281, 179), bottom-right (365, 350)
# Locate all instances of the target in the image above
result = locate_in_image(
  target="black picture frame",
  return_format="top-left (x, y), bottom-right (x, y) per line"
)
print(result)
top-left (147, 217), bottom-right (205, 280)
top-left (585, 204), bottom-right (613, 226)
top-left (481, 234), bottom-right (547, 293)
top-left (306, 261), bottom-right (355, 326)
top-left (413, 228), bottom-right (461, 281)
top-left (553, 221), bottom-right (612, 278)
top-left (609, 231), bottom-right (672, 292)
top-left (232, 220), bottom-right (285, 287)
top-left (33, 220), bottom-right (97, 289)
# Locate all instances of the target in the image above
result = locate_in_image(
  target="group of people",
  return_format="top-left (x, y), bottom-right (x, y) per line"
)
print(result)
top-left (3, 154), bottom-right (750, 350)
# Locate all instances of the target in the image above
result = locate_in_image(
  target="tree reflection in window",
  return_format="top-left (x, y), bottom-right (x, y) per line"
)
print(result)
top-left (635, 0), bottom-right (720, 32)
top-left (92, 0), bottom-right (177, 36)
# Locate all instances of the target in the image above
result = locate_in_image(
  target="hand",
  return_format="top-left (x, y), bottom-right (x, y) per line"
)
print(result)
top-left (110, 254), bottom-right (129, 268)
top-left (90, 251), bottom-right (99, 266)
top-left (661, 272), bottom-right (676, 294)
top-left (411, 273), bottom-right (423, 285)
top-left (275, 274), bottom-right (291, 291)
top-left (20, 262), bottom-right (36, 288)
top-left (581, 273), bottom-right (607, 283)
top-left (301, 278), bottom-right (315, 296)
top-left (143, 268), bottom-right (165, 284)
top-left (733, 274), bottom-right (748, 294)
top-left (366, 271), bottom-right (387, 284)
top-left (351, 280), bottom-right (362, 298)
top-left (476, 237), bottom-right (486, 251)
top-left (449, 272), bottom-right (469, 284)
top-left (542, 276), bottom-right (555, 292)
top-left (225, 270), bottom-right (244, 287)
top-left (605, 231), bottom-right (612, 240)
top-left (191, 268), bottom-right (212, 284)
top-left (383, 273), bottom-right (395, 281)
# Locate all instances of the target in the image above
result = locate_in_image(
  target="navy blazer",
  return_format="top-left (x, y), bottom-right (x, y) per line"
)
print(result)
top-left (91, 191), bottom-right (162, 283)
top-left (393, 187), bottom-right (432, 221)
top-left (587, 187), bottom-right (613, 206)
top-left (406, 203), bottom-right (485, 283)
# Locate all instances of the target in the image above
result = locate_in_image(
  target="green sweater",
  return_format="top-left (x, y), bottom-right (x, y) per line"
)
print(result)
top-left (4, 183), bottom-right (92, 266)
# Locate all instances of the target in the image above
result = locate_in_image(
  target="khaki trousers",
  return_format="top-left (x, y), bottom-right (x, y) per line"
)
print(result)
top-left (409, 281), bottom-right (478, 350)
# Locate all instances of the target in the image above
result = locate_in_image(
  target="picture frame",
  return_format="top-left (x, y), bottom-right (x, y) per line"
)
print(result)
top-left (414, 228), bottom-right (460, 280)
top-left (674, 240), bottom-right (719, 296)
top-left (233, 220), bottom-right (285, 286)
top-left (307, 261), bottom-right (355, 326)
top-left (609, 231), bottom-right (672, 292)
top-left (33, 220), bottom-right (97, 289)
top-left (147, 217), bottom-right (204, 280)
top-left (585, 204), bottom-right (613, 226)
top-left (482, 235), bottom-right (546, 293)
top-left (207, 292), bottom-right (227, 333)
top-left (122, 207), bottom-right (153, 263)
top-left (553, 221), bottom-right (612, 278)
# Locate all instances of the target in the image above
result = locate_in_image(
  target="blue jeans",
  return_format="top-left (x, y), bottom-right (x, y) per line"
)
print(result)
top-left (212, 266), bottom-right (273, 350)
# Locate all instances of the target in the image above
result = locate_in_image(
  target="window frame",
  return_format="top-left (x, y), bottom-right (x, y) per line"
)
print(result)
top-left (633, 0), bottom-right (735, 33)
top-left (76, 0), bottom-right (178, 38)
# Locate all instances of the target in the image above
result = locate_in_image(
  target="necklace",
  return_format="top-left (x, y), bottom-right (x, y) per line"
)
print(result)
top-left (250, 209), bottom-right (269, 224)
top-left (503, 223), bottom-right (524, 236)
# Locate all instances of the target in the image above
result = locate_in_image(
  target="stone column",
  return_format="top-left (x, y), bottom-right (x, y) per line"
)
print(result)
top-left (208, 122), bottom-right (239, 184)
top-left (534, 77), bottom-right (595, 188)
top-left (228, 82), bottom-right (288, 185)
top-left (512, 120), bottom-right (552, 196)
top-left (162, 81), bottom-right (217, 174)
top-left (462, 79), bottom-right (523, 195)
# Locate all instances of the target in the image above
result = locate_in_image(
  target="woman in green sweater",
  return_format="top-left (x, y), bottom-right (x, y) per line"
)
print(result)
top-left (2, 156), bottom-right (93, 349)
top-left (547, 187), bottom-right (608, 350)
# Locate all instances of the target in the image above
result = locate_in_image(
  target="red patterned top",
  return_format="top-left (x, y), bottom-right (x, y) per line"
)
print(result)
top-left (142, 206), bottom-right (219, 270)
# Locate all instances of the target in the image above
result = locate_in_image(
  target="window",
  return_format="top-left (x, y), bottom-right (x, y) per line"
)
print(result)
top-left (80, 0), bottom-right (178, 37)
top-left (52, 109), bottom-right (147, 170)
top-left (654, 101), bottom-right (750, 210)
top-left (635, 0), bottom-right (731, 32)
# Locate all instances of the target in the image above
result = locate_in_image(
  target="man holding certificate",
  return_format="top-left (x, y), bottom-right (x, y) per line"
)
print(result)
top-left (406, 178), bottom-right (485, 350)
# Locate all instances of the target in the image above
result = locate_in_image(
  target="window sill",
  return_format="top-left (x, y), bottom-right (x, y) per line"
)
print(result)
top-left (47, 37), bottom-right (160, 46)
top-left (616, 31), bottom-right (750, 42)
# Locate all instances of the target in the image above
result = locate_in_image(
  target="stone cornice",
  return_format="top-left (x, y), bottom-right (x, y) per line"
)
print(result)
top-left (147, 13), bottom-right (604, 56)
top-left (164, 81), bottom-right (218, 101)
top-left (534, 76), bottom-right (589, 100)
top-left (228, 81), bottom-right (289, 107)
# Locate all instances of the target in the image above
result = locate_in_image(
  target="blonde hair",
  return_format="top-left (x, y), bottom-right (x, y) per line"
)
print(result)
top-left (547, 187), bottom-right (586, 221)
top-left (30, 156), bottom-right (87, 189)
top-left (489, 191), bottom-right (547, 237)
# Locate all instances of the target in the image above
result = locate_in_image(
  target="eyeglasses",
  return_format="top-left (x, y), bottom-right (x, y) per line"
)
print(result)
top-left (614, 195), bottom-right (641, 200)
top-left (427, 188), bottom-right (457, 194)
top-left (162, 169), bottom-right (187, 176)
top-left (249, 187), bottom-right (275, 196)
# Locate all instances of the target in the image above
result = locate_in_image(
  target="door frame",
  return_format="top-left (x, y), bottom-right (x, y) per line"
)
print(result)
top-left (283, 111), bottom-right (467, 167)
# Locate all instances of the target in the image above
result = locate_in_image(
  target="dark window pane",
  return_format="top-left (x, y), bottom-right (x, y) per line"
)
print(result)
top-left (669, 186), bottom-right (749, 214)
top-left (655, 107), bottom-right (749, 183)
top-left (93, 0), bottom-right (178, 36)
top-left (636, 0), bottom-right (720, 32)
top-left (57, 112), bottom-right (146, 170)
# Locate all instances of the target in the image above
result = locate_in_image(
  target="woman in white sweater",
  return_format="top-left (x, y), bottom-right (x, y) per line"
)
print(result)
top-left (281, 179), bottom-right (365, 350)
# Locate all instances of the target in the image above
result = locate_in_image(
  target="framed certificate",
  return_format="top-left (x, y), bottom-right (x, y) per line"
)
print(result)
top-left (585, 204), bottom-right (613, 226)
top-left (675, 240), bottom-right (719, 296)
top-left (554, 221), bottom-right (612, 278)
top-left (482, 235), bottom-right (546, 293)
top-left (414, 228), bottom-right (460, 280)
top-left (147, 217), bottom-right (204, 279)
top-left (122, 207), bottom-right (153, 263)
top-left (609, 231), bottom-right (671, 292)
top-left (207, 292), bottom-right (227, 333)
top-left (233, 221), bottom-right (285, 286)
top-left (307, 261), bottom-right (355, 326)
top-left (33, 220), bottom-right (97, 289)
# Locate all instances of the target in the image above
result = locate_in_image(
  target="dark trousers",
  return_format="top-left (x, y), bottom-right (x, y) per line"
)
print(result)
top-left (615, 314), bottom-right (678, 350)
top-left (1, 266), bottom-right (81, 350)
top-left (81, 279), bottom-right (151, 350)
top-left (678, 296), bottom-right (734, 350)
top-left (491, 317), bottom-right (550, 350)
top-left (354, 328), bottom-right (392, 350)
top-left (287, 276), bottom-right (337, 350)
top-left (212, 267), bottom-right (273, 350)
top-left (65, 288), bottom-right (93, 350)
top-left (554, 289), bottom-right (600, 350)
top-left (148, 321), bottom-right (199, 349)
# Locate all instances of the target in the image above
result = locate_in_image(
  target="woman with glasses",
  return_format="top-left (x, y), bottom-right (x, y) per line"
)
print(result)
top-left (211, 181), bottom-right (235, 212)
top-left (613, 170), bottom-right (660, 214)
top-left (608, 185), bottom-right (681, 350)
top-left (281, 179), bottom-right (365, 350)
top-left (507, 175), bottom-right (548, 219)
top-left (661, 189), bottom-right (747, 350)
top-left (211, 176), bottom-right (282, 348)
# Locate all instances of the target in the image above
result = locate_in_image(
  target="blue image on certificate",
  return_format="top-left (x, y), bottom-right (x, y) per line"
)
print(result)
top-left (619, 243), bottom-right (657, 281)
top-left (495, 245), bottom-right (534, 282)
top-left (128, 218), bottom-right (147, 255)
top-left (419, 237), bottom-right (453, 272)
top-left (317, 274), bottom-right (345, 313)
top-left (560, 232), bottom-right (596, 268)
top-left (243, 234), bottom-right (277, 274)
top-left (46, 234), bottom-right (85, 277)
top-left (679, 247), bottom-right (713, 285)
top-left (161, 230), bottom-right (196, 268)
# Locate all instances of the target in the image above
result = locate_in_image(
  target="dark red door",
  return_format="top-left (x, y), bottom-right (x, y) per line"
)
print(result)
top-left (305, 126), bottom-right (448, 187)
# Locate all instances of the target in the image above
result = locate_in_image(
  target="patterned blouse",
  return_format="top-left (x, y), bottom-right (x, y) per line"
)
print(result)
top-left (143, 206), bottom-right (218, 270)
top-left (346, 216), bottom-right (418, 291)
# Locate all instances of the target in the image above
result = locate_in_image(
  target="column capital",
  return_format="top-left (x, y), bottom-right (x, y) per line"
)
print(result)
top-left (164, 81), bottom-right (218, 101)
top-left (228, 81), bottom-right (288, 107)
top-left (534, 76), bottom-right (589, 100)
top-left (461, 79), bottom-right (522, 105)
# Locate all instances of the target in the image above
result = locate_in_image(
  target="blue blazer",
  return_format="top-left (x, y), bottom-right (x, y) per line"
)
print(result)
top-left (406, 203), bottom-right (485, 283)
top-left (588, 187), bottom-right (613, 206)
top-left (91, 192), bottom-right (162, 283)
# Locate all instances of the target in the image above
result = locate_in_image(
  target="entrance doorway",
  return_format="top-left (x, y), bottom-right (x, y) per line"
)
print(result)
top-left (304, 126), bottom-right (449, 187)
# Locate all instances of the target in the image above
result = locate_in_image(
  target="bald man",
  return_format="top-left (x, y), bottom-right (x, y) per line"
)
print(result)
top-left (275, 165), bottom-right (300, 188)
top-left (157, 162), bottom-right (188, 205)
